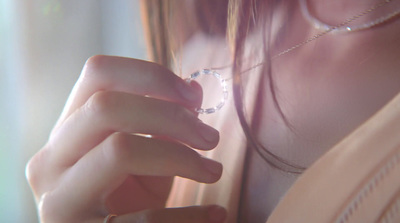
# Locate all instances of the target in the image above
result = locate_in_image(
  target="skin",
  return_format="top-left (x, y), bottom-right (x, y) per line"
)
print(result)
top-left (26, 1), bottom-right (400, 223)
top-left (238, 1), bottom-right (400, 222)
top-left (26, 56), bottom-right (227, 223)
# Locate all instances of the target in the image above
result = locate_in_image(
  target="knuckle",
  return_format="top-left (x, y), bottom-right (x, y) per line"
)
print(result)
top-left (104, 133), bottom-right (131, 167)
top-left (83, 55), bottom-right (109, 75)
top-left (25, 148), bottom-right (49, 195)
top-left (85, 91), bottom-right (116, 118)
top-left (26, 155), bottom-right (38, 186)
top-left (39, 192), bottom-right (64, 223)
top-left (25, 158), bottom-right (38, 189)
top-left (80, 55), bottom-right (113, 89)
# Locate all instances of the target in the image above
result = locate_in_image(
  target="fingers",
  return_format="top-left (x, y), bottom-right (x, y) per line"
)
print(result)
top-left (49, 91), bottom-right (218, 167)
top-left (54, 55), bottom-right (201, 131)
top-left (111, 205), bottom-right (227, 223)
top-left (60, 133), bottom-right (222, 211)
top-left (28, 56), bottom-right (225, 223)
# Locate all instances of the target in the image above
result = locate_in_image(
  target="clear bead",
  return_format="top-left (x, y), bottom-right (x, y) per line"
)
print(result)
top-left (185, 69), bottom-right (228, 114)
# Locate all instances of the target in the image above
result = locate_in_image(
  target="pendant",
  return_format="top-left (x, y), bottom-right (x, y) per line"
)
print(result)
top-left (186, 69), bottom-right (228, 114)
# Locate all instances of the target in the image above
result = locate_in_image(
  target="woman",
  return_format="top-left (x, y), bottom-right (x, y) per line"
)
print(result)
top-left (26, 0), bottom-right (400, 222)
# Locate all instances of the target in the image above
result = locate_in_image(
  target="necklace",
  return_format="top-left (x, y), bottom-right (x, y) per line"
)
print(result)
top-left (188, 0), bottom-right (400, 114)
top-left (300, 0), bottom-right (400, 34)
top-left (186, 69), bottom-right (228, 114)
top-left (275, 0), bottom-right (400, 57)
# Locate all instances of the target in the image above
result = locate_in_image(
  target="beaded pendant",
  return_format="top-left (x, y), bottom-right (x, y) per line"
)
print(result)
top-left (186, 69), bottom-right (228, 114)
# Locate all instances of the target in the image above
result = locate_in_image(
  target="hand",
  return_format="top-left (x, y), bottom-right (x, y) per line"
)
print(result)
top-left (26, 55), bottom-right (226, 223)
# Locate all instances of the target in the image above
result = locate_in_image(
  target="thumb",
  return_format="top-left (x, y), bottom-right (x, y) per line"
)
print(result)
top-left (108, 205), bottom-right (227, 223)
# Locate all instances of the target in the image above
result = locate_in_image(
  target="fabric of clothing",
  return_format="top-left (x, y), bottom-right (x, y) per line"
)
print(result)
top-left (167, 32), bottom-right (400, 223)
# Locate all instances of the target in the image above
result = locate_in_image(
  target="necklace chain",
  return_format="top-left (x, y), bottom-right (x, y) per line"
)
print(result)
top-left (194, 0), bottom-right (400, 114)
top-left (212, 0), bottom-right (400, 76)
top-left (300, 0), bottom-right (400, 33)
top-left (273, 0), bottom-right (399, 58)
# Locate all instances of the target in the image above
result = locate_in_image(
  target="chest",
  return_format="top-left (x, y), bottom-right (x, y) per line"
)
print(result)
top-left (237, 29), bottom-right (400, 222)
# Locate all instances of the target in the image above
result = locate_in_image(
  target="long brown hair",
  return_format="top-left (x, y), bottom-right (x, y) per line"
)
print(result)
top-left (140, 0), bottom-right (305, 173)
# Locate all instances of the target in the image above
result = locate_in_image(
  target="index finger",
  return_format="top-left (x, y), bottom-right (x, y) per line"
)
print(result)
top-left (54, 55), bottom-right (201, 131)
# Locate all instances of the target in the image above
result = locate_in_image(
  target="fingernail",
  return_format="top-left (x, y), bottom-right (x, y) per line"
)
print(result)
top-left (201, 157), bottom-right (222, 176)
top-left (208, 205), bottom-right (227, 222)
top-left (176, 80), bottom-right (200, 102)
top-left (196, 121), bottom-right (219, 143)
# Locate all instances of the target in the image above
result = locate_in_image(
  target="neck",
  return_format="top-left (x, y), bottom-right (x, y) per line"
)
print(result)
top-left (306, 0), bottom-right (398, 26)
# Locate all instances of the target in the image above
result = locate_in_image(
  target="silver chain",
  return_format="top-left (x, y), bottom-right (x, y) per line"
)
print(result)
top-left (273, 0), bottom-right (398, 58)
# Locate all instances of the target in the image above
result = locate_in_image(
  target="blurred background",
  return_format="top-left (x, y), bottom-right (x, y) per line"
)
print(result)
top-left (0, 0), bottom-right (146, 222)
